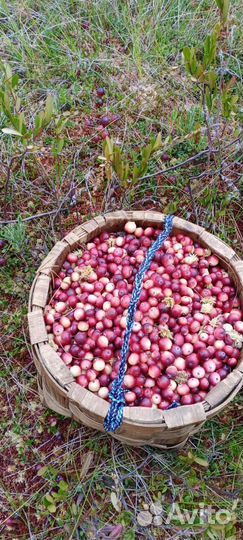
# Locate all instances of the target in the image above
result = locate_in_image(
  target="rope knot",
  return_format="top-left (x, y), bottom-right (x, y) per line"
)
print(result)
top-left (103, 380), bottom-right (126, 433)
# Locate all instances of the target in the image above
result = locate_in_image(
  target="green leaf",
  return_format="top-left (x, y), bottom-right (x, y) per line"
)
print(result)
top-left (207, 70), bottom-right (217, 90)
top-left (124, 530), bottom-right (136, 540)
top-left (2, 127), bottom-right (22, 136)
top-left (104, 137), bottom-right (113, 161)
top-left (113, 146), bottom-right (124, 179)
top-left (193, 456), bottom-right (209, 467)
top-left (53, 137), bottom-right (64, 156)
top-left (222, 0), bottom-right (230, 23)
top-left (183, 46), bottom-right (192, 65)
top-left (55, 117), bottom-right (68, 135)
top-left (15, 97), bottom-right (21, 113)
top-left (58, 480), bottom-right (69, 492)
top-left (45, 494), bottom-right (54, 503)
top-left (203, 32), bottom-right (217, 68)
top-left (152, 132), bottom-right (162, 152)
top-left (4, 63), bottom-right (12, 83)
top-left (132, 164), bottom-right (141, 181)
top-left (110, 492), bottom-right (122, 512)
top-left (205, 87), bottom-right (213, 111)
top-left (71, 502), bottom-right (78, 516)
top-left (47, 504), bottom-right (57, 513)
top-left (33, 112), bottom-right (44, 137)
top-left (183, 46), bottom-right (199, 76)
top-left (215, 0), bottom-right (230, 23)
top-left (188, 452), bottom-right (209, 467)
top-left (11, 73), bottom-right (19, 88)
top-left (44, 94), bottom-right (54, 125)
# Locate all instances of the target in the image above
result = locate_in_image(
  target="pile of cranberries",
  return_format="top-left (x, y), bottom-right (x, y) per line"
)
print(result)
top-left (44, 221), bottom-right (243, 410)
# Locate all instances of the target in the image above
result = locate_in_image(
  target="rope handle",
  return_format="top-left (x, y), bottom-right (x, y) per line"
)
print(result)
top-left (104, 215), bottom-right (174, 432)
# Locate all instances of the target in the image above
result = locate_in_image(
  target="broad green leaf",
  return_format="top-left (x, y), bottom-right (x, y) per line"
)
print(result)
top-left (124, 163), bottom-right (130, 182)
top-left (2, 91), bottom-right (11, 114)
top-left (142, 143), bottom-right (153, 161)
top-left (132, 164), bottom-right (140, 181)
top-left (71, 502), bottom-right (78, 516)
top-left (4, 63), bottom-right (12, 82)
top-left (190, 51), bottom-right (199, 76)
top-left (152, 132), bottom-right (162, 152)
top-left (205, 87), bottom-right (213, 111)
top-left (45, 494), bottom-right (54, 503)
top-left (58, 480), bottom-right (69, 492)
top-left (104, 137), bottom-right (113, 161)
top-left (44, 94), bottom-right (54, 125)
top-left (207, 70), bottom-right (217, 90)
top-left (222, 0), bottom-right (230, 23)
top-left (53, 137), bottom-right (64, 155)
top-left (11, 73), bottom-right (19, 88)
top-left (33, 112), bottom-right (44, 137)
top-left (183, 46), bottom-right (198, 76)
top-left (183, 46), bottom-right (192, 65)
top-left (203, 32), bottom-right (217, 68)
top-left (215, 0), bottom-right (230, 23)
top-left (47, 504), bottom-right (57, 513)
top-left (110, 491), bottom-right (122, 512)
top-left (193, 456), bottom-right (209, 467)
top-left (15, 97), bottom-right (21, 113)
top-left (2, 127), bottom-right (22, 136)
top-left (188, 452), bottom-right (209, 467)
top-left (113, 147), bottom-right (123, 179)
top-left (55, 117), bottom-right (68, 135)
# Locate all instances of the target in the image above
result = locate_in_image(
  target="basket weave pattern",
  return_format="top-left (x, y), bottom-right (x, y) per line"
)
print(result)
top-left (28, 211), bottom-right (243, 449)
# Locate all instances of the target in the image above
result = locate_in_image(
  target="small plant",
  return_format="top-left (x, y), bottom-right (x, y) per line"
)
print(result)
top-left (182, 26), bottom-right (238, 159)
top-left (214, 0), bottom-right (231, 26)
top-left (0, 64), bottom-right (54, 141)
top-left (183, 27), bottom-right (238, 119)
top-left (43, 480), bottom-right (69, 514)
top-left (0, 63), bottom-right (69, 217)
top-left (0, 217), bottom-right (26, 253)
top-left (102, 133), bottom-right (162, 186)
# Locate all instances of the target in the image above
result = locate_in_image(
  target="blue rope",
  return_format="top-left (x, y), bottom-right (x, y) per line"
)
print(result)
top-left (104, 215), bottom-right (174, 432)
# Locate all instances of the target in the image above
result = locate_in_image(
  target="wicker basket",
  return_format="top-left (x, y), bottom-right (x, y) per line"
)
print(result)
top-left (28, 211), bottom-right (243, 449)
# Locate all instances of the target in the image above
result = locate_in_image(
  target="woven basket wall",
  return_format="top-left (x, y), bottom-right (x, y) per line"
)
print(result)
top-left (28, 211), bottom-right (243, 450)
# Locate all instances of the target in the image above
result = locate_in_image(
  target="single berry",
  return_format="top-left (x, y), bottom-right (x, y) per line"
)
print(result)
top-left (95, 99), bottom-right (104, 108)
top-left (97, 87), bottom-right (105, 97)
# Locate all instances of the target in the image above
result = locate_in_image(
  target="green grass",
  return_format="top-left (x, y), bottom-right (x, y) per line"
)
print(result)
top-left (0, 0), bottom-right (243, 538)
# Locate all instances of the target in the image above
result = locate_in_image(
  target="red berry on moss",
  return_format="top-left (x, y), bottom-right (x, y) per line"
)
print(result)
top-left (97, 87), bottom-right (105, 97)
top-left (100, 116), bottom-right (111, 127)
top-left (96, 99), bottom-right (104, 108)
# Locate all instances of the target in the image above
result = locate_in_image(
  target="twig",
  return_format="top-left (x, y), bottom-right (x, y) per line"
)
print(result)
top-left (0, 208), bottom-right (67, 225)
top-left (138, 136), bottom-right (241, 181)
top-left (3, 151), bottom-right (27, 219)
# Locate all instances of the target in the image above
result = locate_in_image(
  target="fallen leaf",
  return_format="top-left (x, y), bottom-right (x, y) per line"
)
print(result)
top-left (110, 492), bottom-right (122, 512)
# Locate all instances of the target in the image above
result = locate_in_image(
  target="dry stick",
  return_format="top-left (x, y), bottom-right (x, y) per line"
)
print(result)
top-left (0, 208), bottom-right (67, 225)
top-left (138, 136), bottom-right (241, 182)
top-left (3, 150), bottom-right (27, 219)
top-left (1, 137), bottom-right (240, 226)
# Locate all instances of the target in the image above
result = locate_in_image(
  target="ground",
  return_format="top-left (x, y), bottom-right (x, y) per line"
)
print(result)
top-left (0, 1), bottom-right (243, 539)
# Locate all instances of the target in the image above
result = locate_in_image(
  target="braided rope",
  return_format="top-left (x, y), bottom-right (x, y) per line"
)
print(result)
top-left (104, 215), bottom-right (174, 432)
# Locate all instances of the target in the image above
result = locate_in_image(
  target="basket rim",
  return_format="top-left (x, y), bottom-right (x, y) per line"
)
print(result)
top-left (28, 210), bottom-right (243, 430)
